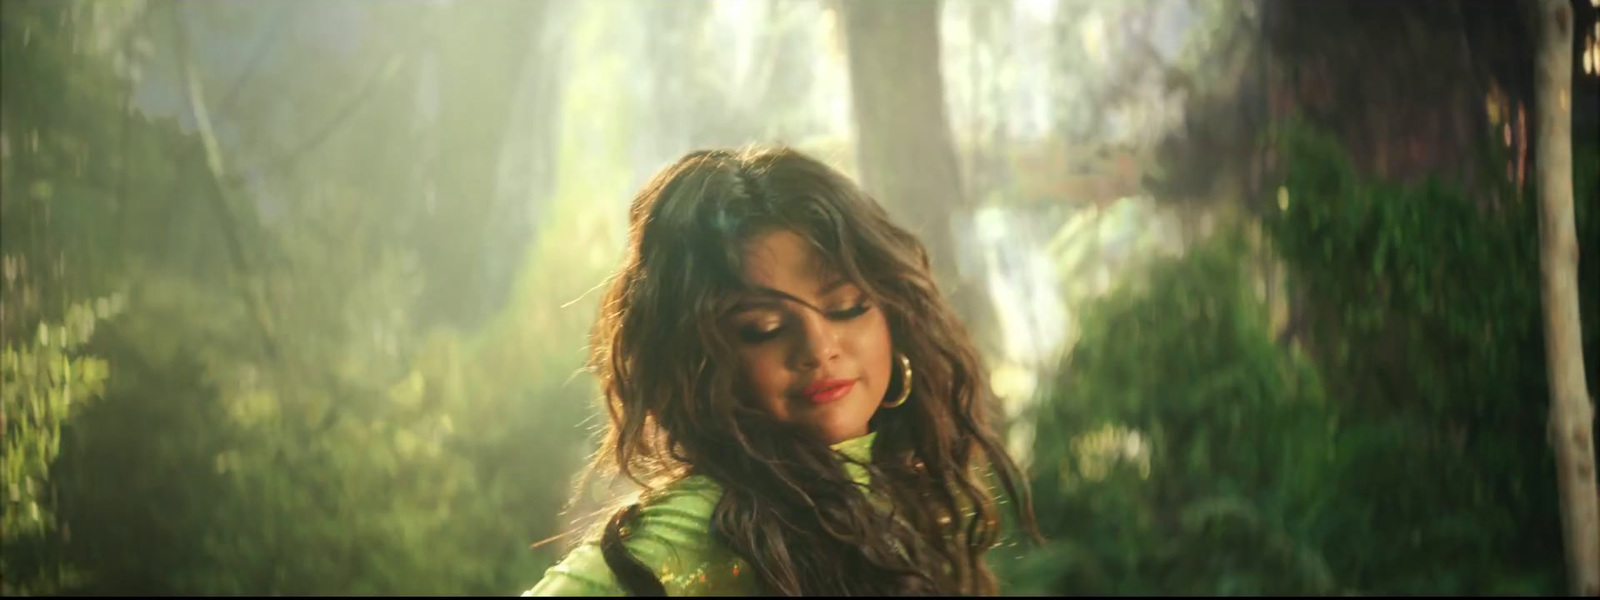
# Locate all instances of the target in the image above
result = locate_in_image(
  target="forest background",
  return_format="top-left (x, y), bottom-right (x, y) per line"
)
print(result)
top-left (3, 0), bottom-right (1598, 595)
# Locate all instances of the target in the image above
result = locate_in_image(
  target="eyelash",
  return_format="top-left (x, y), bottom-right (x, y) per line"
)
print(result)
top-left (739, 302), bottom-right (872, 343)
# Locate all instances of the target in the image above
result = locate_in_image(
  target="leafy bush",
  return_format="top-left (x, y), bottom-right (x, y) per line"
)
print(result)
top-left (1261, 122), bottom-right (1592, 594)
top-left (1001, 124), bottom-right (1596, 596)
top-left (1000, 231), bottom-right (1339, 596)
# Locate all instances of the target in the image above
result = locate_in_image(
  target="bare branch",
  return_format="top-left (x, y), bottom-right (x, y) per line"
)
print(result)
top-left (215, 2), bottom-right (296, 122)
top-left (168, 1), bottom-right (281, 362)
top-left (250, 52), bottom-right (408, 179)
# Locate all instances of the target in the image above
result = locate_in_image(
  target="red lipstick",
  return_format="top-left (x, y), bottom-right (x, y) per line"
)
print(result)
top-left (802, 379), bottom-right (856, 404)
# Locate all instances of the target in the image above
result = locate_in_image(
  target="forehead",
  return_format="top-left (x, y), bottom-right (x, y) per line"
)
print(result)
top-left (739, 230), bottom-right (842, 296)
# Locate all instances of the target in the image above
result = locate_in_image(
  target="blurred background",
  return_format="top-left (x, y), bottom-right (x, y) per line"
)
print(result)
top-left (3, 0), bottom-right (1598, 595)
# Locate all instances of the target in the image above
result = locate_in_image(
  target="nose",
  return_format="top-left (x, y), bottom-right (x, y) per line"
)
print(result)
top-left (790, 311), bottom-right (841, 370)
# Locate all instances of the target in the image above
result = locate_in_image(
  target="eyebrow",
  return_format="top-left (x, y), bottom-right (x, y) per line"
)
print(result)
top-left (730, 278), bottom-right (855, 314)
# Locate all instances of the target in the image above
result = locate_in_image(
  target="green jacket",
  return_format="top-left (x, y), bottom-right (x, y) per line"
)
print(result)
top-left (523, 432), bottom-right (878, 596)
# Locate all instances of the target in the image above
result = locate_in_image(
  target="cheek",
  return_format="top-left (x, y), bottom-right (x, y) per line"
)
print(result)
top-left (849, 312), bottom-right (895, 398)
top-left (735, 348), bottom-right (793, 412)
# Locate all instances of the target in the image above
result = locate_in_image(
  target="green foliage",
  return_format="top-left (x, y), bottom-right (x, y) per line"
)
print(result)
top-left (999, 231), bottom-right (1338, 595)
top-left (51, 158), bottom-right (607, 596)
top-left (1005, 122), bottom-right (1596, 596)
top-left (0, 292), bottom-right (121, 596)
top-left (40, 179), bottom-right (593, 597)
top-left (1, 2), bottom-right (157, 594)
top-left (1, 294), bottom-right (120, 534)
top-left (1255, 121), bottom-right (1587, 594)
top-left (3, 1), bottom-right (598, 595)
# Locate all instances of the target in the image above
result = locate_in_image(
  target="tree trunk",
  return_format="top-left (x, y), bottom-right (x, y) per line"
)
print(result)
top-left (836, 0), bottom-right (995, 352)
top-left (1532, 0), bottom-right (1600, 595)
top-left (417, 0), bottom-right (556, 331)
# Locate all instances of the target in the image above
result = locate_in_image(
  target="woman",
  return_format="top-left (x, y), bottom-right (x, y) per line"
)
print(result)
top-left (525, 146), bottom-right (1037, 596)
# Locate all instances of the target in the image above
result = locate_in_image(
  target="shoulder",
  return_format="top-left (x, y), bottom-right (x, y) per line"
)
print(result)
top-left (523, 475), bottom-right (759, 596)
top-left (614, 475), bottom-right (727, 574)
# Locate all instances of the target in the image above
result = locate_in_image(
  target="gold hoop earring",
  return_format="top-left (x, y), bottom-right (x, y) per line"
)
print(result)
top-left (883, 353), bottom-right (913, 408)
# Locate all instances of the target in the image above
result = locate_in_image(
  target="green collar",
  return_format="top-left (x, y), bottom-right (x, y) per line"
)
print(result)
top-left (830, 431), bottom-right (877, 485)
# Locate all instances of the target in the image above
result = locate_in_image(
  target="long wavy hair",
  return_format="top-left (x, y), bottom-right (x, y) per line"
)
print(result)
top-left (576, 146), bottom-right (1037, 596)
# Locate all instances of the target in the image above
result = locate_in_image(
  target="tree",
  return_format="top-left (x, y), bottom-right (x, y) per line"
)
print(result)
top-left (411, 0), bottom-right (563, 331)
top-left (1531, 0), bottom-right (1599, 595)
top-left (0, 1), bottom-right (168, 593)
top-left (0, 2), bottom-right (588, 594)
top-left (835, 0), bottom-right (995, 353)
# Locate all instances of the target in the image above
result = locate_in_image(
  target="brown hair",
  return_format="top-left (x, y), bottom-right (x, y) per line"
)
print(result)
top-left (577, 146), bottom-right (1036, 595)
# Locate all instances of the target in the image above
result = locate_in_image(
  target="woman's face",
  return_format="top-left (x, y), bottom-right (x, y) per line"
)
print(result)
top-left (725, 229), bottom-right (894, 444)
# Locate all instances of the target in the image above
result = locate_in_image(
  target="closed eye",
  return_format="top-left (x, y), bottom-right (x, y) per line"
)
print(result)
top-left (732, 300), bottom-right (871, 345)
top-left (826, 302), bottom-right (871, 321)
top-left (738, 324), bottom-right (784, 344)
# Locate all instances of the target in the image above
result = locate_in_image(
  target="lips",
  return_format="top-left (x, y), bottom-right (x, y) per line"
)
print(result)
top-left (802, 378), bottom-right (856, 404)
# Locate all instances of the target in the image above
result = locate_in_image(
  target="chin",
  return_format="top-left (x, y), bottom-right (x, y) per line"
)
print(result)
top-left (806, 403), bottom-right (876, 444)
